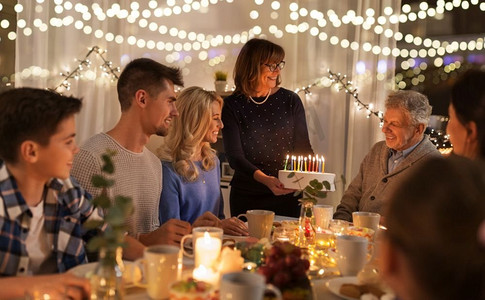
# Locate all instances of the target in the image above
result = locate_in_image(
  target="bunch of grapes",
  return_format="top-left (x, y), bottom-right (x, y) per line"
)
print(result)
top-left (257, 241), bottom-right (310, 289)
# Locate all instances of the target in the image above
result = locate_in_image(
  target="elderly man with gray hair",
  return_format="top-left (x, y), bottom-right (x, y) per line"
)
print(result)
top-left (333, 90), bottom-right (441, 222)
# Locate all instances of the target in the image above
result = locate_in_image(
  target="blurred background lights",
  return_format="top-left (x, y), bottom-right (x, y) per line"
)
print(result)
top-left (356, 61), bottom-right (366, 74)
top-left (250, 10), bottom-right (259, 19)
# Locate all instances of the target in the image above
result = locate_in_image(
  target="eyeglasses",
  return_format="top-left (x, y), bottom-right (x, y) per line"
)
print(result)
top-left (263, 61), bottom-right (285, 72)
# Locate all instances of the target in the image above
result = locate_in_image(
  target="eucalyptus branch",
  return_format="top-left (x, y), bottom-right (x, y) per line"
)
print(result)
top-left (85, 150), bottom-right (133, 252)
top-left (287, 172), bottom-right (330, 205)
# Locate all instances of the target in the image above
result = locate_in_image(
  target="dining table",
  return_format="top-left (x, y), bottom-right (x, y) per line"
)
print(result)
top-left (95, 215), bottom-right (388, 300)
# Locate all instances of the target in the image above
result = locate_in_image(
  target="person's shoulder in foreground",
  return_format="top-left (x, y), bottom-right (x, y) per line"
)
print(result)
top-left (0, 87), bottom-right (93, 298)
top-left (380, 155), bottom-right (485, 300)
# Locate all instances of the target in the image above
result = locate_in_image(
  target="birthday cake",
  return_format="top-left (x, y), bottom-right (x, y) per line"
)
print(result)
top-left (278, 155), bottom-right (336, 191)
top-left (278, 170), bottom-right (336, 191)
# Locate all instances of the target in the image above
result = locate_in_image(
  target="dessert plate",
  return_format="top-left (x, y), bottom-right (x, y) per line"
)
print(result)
top-left (326, 276), bottom-right (360, 300)
top-left (326, 276), bottom-right (395, 300)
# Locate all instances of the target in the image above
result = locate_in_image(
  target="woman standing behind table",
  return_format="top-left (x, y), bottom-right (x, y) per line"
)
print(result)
top-left (446, 68), bottom-right (485, 159)
top-left (222, 38), bottom-right (313, 218)
top-left (158, 87), bottom-right (248, 236)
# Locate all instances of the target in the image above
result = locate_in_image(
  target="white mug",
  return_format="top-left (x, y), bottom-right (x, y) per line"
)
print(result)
top-left (313, 204), bottom-right (333, 229)
top-left (133, 245), bottom-right (181, 299)
top-left (219, 272), bottom-right (282, 300)
top-left (352, 212), bottom-right (381, 232)
top-left (180, 226), bottom-right (223, 268)
top-left (335, 235), bottom-right (373, 276)
top-left (237, 210), bottom-right (274, 239)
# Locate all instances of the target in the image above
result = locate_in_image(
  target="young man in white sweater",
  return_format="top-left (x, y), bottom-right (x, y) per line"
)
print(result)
top-left (72, 58), bottom-right (220, 257)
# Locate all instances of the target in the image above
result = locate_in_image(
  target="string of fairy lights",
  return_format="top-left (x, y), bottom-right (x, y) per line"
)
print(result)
top-left (7, 46), bottom-right (452, 152)
top-left (0, 0), bottom-right (483, 72)
top-left (39, 45), bottom-right (383, 126)
top-left (49, 46), bottom-right (120, 94)
top-left (295, 69), bottom-right (384, 124)
top-left (294, 70), bottom-right (453, 152)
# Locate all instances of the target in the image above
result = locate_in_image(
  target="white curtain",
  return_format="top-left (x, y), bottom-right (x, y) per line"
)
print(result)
top-left (15, 0), bottom-right (400, 206)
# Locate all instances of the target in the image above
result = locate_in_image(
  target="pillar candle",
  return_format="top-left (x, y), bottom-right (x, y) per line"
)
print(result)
top-left (195, 232), bottom-right (222, 268)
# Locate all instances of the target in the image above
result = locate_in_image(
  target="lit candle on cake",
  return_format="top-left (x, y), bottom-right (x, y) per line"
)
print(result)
top-left (278, 153), bottom-right (335, 191)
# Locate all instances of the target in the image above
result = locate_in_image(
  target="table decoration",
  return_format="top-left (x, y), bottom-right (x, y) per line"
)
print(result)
top-left (181, 227), bottom-right (223, 286)
top-left (235, 239), bottom-right (269, 267)
top-left (84, 150), bottom-right (134, 300)
top-left (257, 242), bottom-right (311, 300)
top-left (219, 247), bottom-right (244, 275)
top-left (307, 228), bottom-right (337, 276)
top-left (298, 201), bottom-right (316, 248)
top-left (192, 265), bottom-right (220, 286)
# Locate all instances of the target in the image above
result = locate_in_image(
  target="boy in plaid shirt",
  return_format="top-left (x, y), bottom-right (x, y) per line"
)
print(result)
top-left (0, 88), bottom-right (97, 298)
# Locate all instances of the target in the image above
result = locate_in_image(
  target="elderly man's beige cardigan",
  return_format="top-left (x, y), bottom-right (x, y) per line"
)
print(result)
top-left (333, 136), bottom-right (441, 222)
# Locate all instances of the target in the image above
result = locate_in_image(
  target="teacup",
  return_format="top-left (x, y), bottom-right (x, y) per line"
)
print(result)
top-left (237, 210), bottom-right (274, 239)
top-left (335, 235), bottom-right (373, 276)
top-left (219, 272), bottom-right (282, 300)
top-left (133, 245), bottom-right (181, 299)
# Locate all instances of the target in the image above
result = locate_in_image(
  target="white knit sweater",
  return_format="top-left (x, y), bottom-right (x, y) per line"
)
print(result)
top-left (71, 133), bottom-right (162, 236)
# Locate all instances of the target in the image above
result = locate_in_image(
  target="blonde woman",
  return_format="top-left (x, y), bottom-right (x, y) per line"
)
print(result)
top-left (159, 87), bottom-right (248, 236)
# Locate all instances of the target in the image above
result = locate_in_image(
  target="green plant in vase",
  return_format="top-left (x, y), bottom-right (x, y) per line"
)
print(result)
top-left (214, 70), bottom-right (228, 93)
top-left (84, 150), bottom-right (134, 300)
top-left (214, 70), bottom-right (228, 81)
top-left (287, 172), bottom-right (331, 247)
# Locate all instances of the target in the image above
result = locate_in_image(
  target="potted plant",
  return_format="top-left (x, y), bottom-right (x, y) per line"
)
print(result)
top-left (214, 71), bottom-right (228, 93)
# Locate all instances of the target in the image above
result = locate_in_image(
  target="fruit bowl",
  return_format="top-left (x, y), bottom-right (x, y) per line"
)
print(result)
top-left (258, 242), bottom-right (312, 300)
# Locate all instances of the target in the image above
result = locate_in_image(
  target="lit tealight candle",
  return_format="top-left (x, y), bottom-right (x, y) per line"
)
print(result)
top-left (193, 265), bottom-right (219, 286)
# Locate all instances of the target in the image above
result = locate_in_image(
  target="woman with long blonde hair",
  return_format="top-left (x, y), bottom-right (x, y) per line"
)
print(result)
top-left (159, 87), bottom-right (248, 236)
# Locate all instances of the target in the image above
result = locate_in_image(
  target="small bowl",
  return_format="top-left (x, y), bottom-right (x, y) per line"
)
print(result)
top-left (346, 226), bottom-right (375, 242)
top-left (169, 278), bottom-right (213, 300)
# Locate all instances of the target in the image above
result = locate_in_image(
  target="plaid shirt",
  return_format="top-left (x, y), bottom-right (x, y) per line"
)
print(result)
top-left (0, 161), bottom-right (102, 276)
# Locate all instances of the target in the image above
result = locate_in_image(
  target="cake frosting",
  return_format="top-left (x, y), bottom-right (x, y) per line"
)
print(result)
top-left (278, 170), bottom-right (336, 191)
